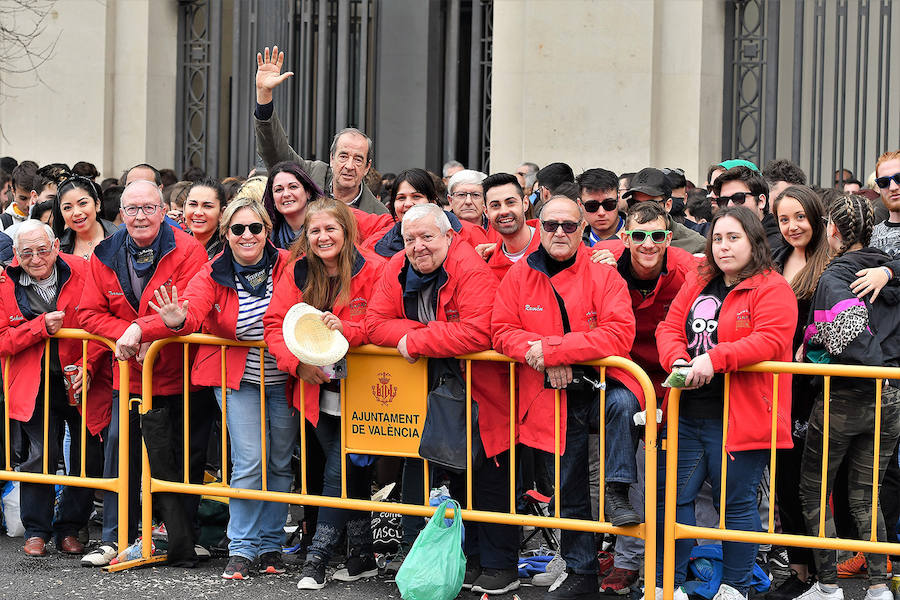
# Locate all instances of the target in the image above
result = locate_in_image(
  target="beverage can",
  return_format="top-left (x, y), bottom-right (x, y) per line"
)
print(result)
top-left (63, 364), bottom-right (80, 406)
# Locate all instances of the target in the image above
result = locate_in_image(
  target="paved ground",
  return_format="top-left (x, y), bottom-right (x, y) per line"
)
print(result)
top-left (0, 532), bottom-right (878, 600)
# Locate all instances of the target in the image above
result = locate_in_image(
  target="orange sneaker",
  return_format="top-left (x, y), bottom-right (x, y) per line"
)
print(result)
top-left (838, 552), bottom-right (867, 578)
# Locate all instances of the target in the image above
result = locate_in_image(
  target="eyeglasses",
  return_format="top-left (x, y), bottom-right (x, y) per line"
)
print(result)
top-left (230, 222), bottom-right (265, 236)
top-left (121, 204), bottom-right (161, 217)
top-left (451, 191), bottom-right (483, 201)
top-left (623, 229), bottom-right (670, 244)
top-left (540, 220), bottom-right (580, 234)
top-left (18, 247), bottom-right (53, 260)
top-left (715, 192), bottom-right (750, 208)
top-left (582, 199), bottom-right (618, 213)
top-left (875, 172), bottom-right (900, 189)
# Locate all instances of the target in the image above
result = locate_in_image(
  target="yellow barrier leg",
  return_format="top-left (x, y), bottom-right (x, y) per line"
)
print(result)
top-left (662, 389), bottom-right (681, 600)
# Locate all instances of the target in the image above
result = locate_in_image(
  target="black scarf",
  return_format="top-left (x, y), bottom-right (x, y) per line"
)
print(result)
top-left (125, 230), bottom-right (164, 280)
top-left (232, 243), bottom-right (277, 298)
top-left (403, 265), bottom-right (440, 299)
top-left (273, 220), bottom-right (302, 250)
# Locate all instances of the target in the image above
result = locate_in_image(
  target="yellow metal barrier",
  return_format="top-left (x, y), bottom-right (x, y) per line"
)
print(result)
top-left (133, 333), bottom-right (659, 588)
top-left (661, 361), bottom-right (900, 600)
top-left (0, 328), bottom-right (131, 558)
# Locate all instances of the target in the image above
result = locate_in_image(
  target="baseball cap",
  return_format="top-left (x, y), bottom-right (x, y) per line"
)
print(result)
top-left (622, 167), bottom-right (672, 200)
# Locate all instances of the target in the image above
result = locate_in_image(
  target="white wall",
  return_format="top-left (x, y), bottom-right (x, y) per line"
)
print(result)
top-left (0, 0), bottom-right (178, 179)
top-left (490, 0), bottom-right (725, 185)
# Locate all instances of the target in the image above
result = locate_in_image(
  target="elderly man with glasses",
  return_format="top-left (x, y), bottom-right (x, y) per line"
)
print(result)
top-left (0, 220), bottom-right (107, 557)
top-left (492, 194), bottom-right (647, 600)
top-left (78, 180), bottom-right (208, 567)
top-left (446, 169), bottom-right (488, 230)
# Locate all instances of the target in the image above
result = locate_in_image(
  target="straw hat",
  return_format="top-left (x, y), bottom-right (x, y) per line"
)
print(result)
top-left (282, 303), bottom-right (349, 366)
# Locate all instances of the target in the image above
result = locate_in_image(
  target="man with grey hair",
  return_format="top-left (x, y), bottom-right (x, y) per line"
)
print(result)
top-left (0, 220), bottom-right (105, 557)
top-left (447, 169), bottom-right (488, 227)
top-left (366, 203), bottom-right (520, 595)
top-left (442, 159), bottom-right (465, 183)
top-left (78, 180), bottom-right (209, 567)
top-left (516, 161), bottom-right (540, 196)
top-left (254, 46), bottom-right (387, 215)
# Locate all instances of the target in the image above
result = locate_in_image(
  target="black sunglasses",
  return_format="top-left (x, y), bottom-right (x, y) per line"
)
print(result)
top-left (230, 222), bottom-right (265, 236)
top-left (875, 172), bottom-right (900, 189)
top-left (583, 199), bottom-right (618, 213)
top-left (541, 220), bottom-right (580, 234)
top-left (715, 192), bottom-right (750, 208)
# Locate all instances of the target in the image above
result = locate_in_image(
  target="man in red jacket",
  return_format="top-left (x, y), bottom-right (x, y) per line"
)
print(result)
top-left (0, 221), bottom-right (105, 557)
top-left (591, 201), bottom-right (697, 594)
top-left (492, 195), bottom-right (643, 600)
top-left (365, 203), bottom-right (519, 596)
top-left (78, 180), bottom-right (208, 566)
top-left (480, 173), bottom-right (541, 279)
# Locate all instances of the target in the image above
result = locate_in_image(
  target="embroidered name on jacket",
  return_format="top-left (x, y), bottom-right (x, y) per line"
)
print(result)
top-left (586, 310), bottom-right (598, 329)
top-left (524, 304), bottom-right (544, 312)
top-left (349, 297), bottom-right (368, 316)
top-left (735, 309), bottom-right (751, 329)
top-left (445, 307), bottom-right (460, 322)
top-left (107, 291), bottom-right (124, 297)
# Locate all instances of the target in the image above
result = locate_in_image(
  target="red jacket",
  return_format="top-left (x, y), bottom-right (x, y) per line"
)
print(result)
top-left (593, 240), bottom-right (699, 398)
top-left (263, 247), bottom-right (386, 427)
top-left (365, 238), bottom-right (509, 457)
top-left (485, 222), bottom-right (542, 280)
top-left (139, 242), bottom-right (291, 390)
top-left (655, 268), bottom-right (797, 451)
top-left (351, 207), bottom-right (394, 243)
top-left (0, 254), bottom-right (112, 435)
top-left (491, 246), bottom-right (641, 455)
top-left (78, 225), bottom-right (208, 396)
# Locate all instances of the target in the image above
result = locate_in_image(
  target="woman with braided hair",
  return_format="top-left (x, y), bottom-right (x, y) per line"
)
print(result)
top-left (795, 194), bottom-right (900, 600)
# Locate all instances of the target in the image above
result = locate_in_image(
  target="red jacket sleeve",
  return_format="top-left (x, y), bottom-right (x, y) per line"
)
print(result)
top-left (490, 264), bottom-right (540, 362)
top-left (353, 208), bottom-right (395, 243)
top-left (404, 256), bottom-right (498, 358)
top-left (263, 259), bottom-right (304, 377)
top-left (77, 258), bottom-right (133, 340)
top-left (707, 276), bottom-right (797, 372)
top-left (365, 256), bottom-right (426, 347)
top-left (337, 255), bottom-right (385, 347)
top-left (0, 288), bottom-right (48, 357)
top-left (541, 267), bottom-right (636, 367)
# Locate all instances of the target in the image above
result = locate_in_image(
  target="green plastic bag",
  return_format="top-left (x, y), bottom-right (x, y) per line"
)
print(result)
top-left (396, 499), bottom-right (465, 600)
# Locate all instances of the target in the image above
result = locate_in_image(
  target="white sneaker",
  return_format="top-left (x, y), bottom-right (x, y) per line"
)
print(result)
top-left (531, 554), bottom-right (566, 586)
top-left (864, 586), bottom-right (893, 600)
top-left (81, 543), bottom-right (118, 567)
top-left (713, 583), bottom-right (748, 600)
top-left (794, 582), bottom-right (845, 600)
top-left (643, 585), bottom-right (689, 600)
top-left (193, 544), bottom-right (210, 560)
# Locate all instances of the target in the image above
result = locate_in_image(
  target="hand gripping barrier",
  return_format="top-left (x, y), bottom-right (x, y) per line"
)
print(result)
top-left (0, 328), bottom-right (132, 559)
top-left (661, 361), bottom-right (900, 600)
top-left (132, 333), bottom-right (659, 587)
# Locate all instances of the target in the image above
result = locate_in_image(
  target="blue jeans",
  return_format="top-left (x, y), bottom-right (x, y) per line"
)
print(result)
top-left (215, 381), bottom-right (297, 560)
top-left (540, 383), bottom-right (641, 574)
top-left (655, 417), bottom-right (768, 594)
top-left (308, 412), bottom-right (374, 561)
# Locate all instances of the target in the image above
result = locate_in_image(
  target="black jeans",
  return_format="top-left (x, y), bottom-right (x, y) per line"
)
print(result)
top-left (19, 377), bottom-right (103, 542)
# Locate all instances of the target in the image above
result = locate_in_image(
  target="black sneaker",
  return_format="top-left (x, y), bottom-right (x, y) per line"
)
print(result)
top-left (546, 569), bottom-right (600, 599)
top-left (463, 555), bottom-right (483, 590)
top-left (768, 547), bottom-right (791, 580)
top-left (222, 555), bottom-right (251, 580)
top-left (385, 550), bottom-right (406, 575)
top-left (472, 567), bottom-right (521, 595)
top-left (258, 551), bottom-right (286, 575)
top-left (765, 573), bottom-right (812, 600)
top-left (333, 553), bottom-right (378, 581)
top-left (297, 557), bottom-right (326, 590)
top-left (605, 483), bottom-right (640, 527)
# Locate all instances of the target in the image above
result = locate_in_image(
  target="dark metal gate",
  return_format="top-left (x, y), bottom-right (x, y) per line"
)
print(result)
top-left (723, 0), bottom-right (900, 186)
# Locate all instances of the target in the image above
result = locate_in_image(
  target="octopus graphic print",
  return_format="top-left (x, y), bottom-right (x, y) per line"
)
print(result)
top-left (687, 294), bottom-right (722, 354)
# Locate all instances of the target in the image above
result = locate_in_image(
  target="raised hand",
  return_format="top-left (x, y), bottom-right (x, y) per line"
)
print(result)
top-left (148, 285), bottom-right (189, 330)
top-left (256, 46), bottom-right (295, 104)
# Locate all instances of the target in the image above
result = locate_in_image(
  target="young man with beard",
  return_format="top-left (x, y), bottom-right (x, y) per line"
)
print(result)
top-left (480, 173), bottom-right (541, 279)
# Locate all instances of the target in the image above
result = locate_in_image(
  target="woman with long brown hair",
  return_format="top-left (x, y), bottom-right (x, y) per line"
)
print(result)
top-left (264, 198), bottom-right (385, 591)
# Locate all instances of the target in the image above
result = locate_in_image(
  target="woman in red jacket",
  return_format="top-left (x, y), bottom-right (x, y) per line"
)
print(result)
top-left (142, 195), bottom-right (295, 580)
top-left (654, 206), bottom-right (796, 600)
top-left (263, 198), bottom-right (385, 591)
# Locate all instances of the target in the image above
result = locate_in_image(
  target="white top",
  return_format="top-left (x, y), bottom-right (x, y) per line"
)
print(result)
top-left (235, 274), bottom-right (288, 384)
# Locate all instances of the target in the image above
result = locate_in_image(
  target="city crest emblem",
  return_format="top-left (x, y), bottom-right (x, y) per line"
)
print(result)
top-left (372, 372), bottom-right (397, 406)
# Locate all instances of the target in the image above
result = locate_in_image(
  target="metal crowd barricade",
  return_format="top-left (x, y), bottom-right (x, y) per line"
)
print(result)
top-left (661, 361), bottom-right (900, 600)
top-left (0, 328), bottom-right (131, 556)
top-left (131, 334), bottom-right (659, 587)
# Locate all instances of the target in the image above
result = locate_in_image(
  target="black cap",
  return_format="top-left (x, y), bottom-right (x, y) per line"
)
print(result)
top-left (623, 167), bottom-right (671, 200)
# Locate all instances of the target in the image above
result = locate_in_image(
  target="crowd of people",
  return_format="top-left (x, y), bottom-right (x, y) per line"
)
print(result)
top-left (0, 45), bottom-right (898, 600)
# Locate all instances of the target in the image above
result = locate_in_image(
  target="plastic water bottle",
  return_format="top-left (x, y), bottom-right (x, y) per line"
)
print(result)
top-left (110, 538), bottom-right (153, 564)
